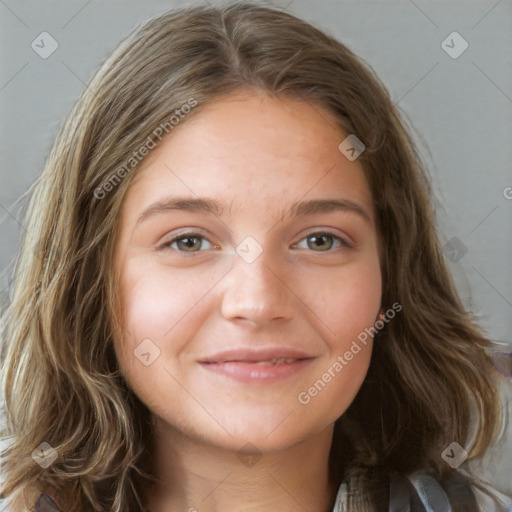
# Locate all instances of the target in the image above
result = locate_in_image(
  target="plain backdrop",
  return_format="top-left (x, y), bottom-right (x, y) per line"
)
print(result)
top-left (1, 0), bottom-right (511, 342)
top-left (0, 0), bottom-right (511, 509)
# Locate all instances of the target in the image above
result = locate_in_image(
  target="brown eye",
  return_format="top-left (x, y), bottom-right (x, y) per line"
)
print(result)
top-left (176, 236), bottom-right (203, 252)
top-left (296, 232), bottom-right (353, 252)
top-left (307, 233), bottom-right (335, 251)
top-left (161, 233), bottom-right (213, 253)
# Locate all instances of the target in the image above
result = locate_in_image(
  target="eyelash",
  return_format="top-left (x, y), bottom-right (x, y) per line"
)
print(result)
top-left (159, 230), bottom-right (354, 254)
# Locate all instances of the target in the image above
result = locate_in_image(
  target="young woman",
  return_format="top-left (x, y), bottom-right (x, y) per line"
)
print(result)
top-left (1, 2), bottom-right (510, 511)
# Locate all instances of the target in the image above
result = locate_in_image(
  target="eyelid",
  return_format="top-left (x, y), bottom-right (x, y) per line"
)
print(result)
top-left (159, 230), bottom-right (217, 252)
top-left (158, 228), bottom-right (354, 253)
top-left (293, 230), bottom-right (354, 250)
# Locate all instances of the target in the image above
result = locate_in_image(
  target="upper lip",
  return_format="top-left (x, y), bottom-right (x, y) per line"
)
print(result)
top-left (199, 347), bottom-right (315, 363)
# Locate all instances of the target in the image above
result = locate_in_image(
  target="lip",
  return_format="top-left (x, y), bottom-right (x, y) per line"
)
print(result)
top-left (199, 347), bottom-right (314, 363)
top-left (198, 347), bottom-right (315, 383)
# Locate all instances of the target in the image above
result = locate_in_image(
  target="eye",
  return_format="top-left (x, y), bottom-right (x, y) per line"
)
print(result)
top-left (160, 232), bottom-right (214, 253)
top-left (158, 230), bottom-right (353, 254)
top-left (294, 231), bottom-right (353, 252)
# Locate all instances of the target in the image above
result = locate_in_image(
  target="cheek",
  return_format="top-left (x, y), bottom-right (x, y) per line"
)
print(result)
top-left (311, 257), bottom-right (382, 347)
top-left (112, 260), bottom-right (199, 376)
top-left (297, 264), bottom-right (381, 423)
top-left (112, 257), bottom-right (230, 387)
top-left (117, 259), bottom-right (212, 338)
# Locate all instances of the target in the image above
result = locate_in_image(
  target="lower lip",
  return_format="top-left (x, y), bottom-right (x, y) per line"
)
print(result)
top-left (199, 359), bottom-right (313, 383)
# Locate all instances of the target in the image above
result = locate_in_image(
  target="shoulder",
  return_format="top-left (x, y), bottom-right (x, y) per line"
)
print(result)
top-left (331, 470), bottom-right (512, 512)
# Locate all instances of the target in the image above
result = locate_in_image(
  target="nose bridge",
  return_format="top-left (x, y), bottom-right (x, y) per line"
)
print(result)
top-left (220, 239), bottom-right (294, 323)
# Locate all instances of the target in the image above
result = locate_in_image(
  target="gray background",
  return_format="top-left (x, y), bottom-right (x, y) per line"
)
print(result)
top-left (1, 0), bottom-right (511, 344)
top-left (0, 0), bottom-right (511, 508)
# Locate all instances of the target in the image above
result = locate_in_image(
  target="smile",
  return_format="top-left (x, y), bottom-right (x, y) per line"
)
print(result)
top-left (199, 358), bottom-right (314, 382)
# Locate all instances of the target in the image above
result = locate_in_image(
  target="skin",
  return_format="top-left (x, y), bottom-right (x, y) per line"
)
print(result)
top-left (112, 90), bottom-right (383, 512)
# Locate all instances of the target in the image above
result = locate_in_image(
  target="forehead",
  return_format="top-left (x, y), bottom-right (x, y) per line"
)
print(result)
top-left (139, 90), bottom-right (348, 170)
top-left (123, 90), bottom-right (374, 224)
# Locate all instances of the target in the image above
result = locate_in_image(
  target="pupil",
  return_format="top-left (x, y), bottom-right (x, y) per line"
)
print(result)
top-left (182, 237), bottom-right (199, 250)
top-left (310, 234), bottom-right (331, 250)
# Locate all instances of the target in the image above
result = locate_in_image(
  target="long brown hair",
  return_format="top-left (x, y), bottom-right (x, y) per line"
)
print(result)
top-left (0, 2), bottom-right (502, 511)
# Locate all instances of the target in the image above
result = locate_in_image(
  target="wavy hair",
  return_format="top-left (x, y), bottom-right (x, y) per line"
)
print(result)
top-left (0, 2), bottom-right (503, 511)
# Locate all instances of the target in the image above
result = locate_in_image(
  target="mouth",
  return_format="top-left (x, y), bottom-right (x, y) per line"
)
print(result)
top-left (198, 348), bottom-right (315, 382)
top-left (199, 347), bottom-right (314, 364)
top-left (221, 357), bottom-right (302, 365)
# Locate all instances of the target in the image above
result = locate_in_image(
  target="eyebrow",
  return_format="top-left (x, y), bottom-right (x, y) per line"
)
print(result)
top-left (135, 196), bottom-right (371, 225)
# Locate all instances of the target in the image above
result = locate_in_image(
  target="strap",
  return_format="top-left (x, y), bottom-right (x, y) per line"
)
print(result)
top-left (34, 494), bottom-right (63, 512)
top-left (389, 473), bottom-right (418, 512)
top-left (388, 471), bottom-right (478, 512)
top-left (406, 473), bottom-right (452, 512)
top-left (439, 472), bottom-right (479, 512)
top-left (332, 482), bottom-right (347, 511)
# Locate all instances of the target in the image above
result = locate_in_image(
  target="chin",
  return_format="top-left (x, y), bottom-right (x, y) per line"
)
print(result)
top-left (194, 411), bottom-right (330, 455)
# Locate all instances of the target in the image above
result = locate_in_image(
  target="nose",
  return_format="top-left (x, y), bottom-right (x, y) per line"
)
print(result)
top-left (220, 246), bottom-right (296, 326)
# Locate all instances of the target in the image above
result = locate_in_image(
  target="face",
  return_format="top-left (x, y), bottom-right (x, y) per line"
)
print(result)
top-left (112, 90), bottom-right (382, 453)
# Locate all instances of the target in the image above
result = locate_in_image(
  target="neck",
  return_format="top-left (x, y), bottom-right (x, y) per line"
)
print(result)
top-left (143, 420), bottom-right (339, 512)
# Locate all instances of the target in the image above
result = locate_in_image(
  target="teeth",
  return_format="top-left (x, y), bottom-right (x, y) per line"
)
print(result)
top-left (254, 358), bottom-right (297, 365)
